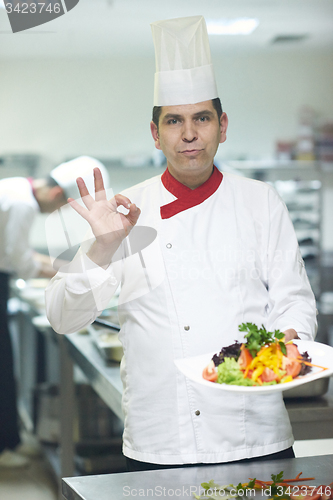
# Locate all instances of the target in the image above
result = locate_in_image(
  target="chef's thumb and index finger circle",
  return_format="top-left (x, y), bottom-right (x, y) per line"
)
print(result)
top-left (126, 203), bottom-right (141, 226)
top-left (113, 194), bottom-right (141, 225)
top-left (68, 179), bottom-right (141, 236)
top-left (68, 190), bottom-right (140, 217)
top-left (113, 193), bottom-right (133, 209)
top-left (75, 173), bottom-right (137, 215)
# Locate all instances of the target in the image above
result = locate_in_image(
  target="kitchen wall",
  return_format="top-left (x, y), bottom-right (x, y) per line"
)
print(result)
top-left (1, 49), bottom-right (333, 251)
top-left (0, 50), bottom-right (333, 165)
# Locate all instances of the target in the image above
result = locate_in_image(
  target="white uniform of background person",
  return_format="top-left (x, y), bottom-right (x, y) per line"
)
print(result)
top-left (0, 156), bottom-right (109, 468)
top-left (0, 177), bottom-right (41, 278)
top-left (0, 177), bottom-right (43, 465)
top-left (45, 16), bottom-right (317, 467)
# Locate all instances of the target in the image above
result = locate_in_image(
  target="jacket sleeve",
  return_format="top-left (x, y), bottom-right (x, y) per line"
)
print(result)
top-left (45, 247), bottom-right (122, 334)
top-left (265, 187), bottom-right (317, 341)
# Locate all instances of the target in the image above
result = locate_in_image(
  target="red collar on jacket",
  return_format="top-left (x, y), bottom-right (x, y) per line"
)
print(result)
top-left (160, 165), bottom-right (223, 219)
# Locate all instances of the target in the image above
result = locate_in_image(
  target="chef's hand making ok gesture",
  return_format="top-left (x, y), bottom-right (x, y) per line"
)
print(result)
top-left (68, 167), bottom-right (141, 268)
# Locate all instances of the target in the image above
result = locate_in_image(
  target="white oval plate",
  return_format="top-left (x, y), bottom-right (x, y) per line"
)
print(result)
top-left (174, 340), bottom-right (333, 394)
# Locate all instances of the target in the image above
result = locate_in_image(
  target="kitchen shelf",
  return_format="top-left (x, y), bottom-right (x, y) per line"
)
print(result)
top-left (273, 178), bottom-right (322, 296)
top-left (223, 161), bottom-right (328, 298)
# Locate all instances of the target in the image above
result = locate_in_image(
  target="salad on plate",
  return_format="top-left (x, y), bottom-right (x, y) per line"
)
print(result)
top-left (202, 323), bottom-right (327, 387)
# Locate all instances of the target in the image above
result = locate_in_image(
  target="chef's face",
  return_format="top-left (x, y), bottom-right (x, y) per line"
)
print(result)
top-left (150, 100), bottom-right (228, 188)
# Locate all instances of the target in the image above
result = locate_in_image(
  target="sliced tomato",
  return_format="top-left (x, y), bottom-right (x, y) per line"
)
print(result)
top-left (259, 367), bottom-right (278, 383)
top-left (294, 495), bottom-right (321, 500)
top-left (328, 483), bottom-right (333, 500)
top-left (202, 361), bottom-right (218, 382)
top-left (284, 358), bottom-right (302, 378)
top-left (238, 347), bottom-right (253, 370)
top-left (282, 343), bottom-right (302, 378)
top-left (314, 485), bottom-right (333, 500)
top-left (297, 487), bottom-right (332, 500)
top-left (286, 342), bottom-right (301, 359)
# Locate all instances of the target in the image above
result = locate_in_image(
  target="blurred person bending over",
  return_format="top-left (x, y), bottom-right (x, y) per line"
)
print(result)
top-left (0, 156), bottom-right (108, 467)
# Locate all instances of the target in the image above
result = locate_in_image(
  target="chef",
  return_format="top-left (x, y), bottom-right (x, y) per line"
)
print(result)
top-left (45, 16), bottom-right (317, 471)
top-left (0, 156), bottom-right (108, 468)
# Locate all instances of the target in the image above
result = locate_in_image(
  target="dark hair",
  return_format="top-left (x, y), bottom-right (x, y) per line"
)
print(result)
top-left (212, 97), bottom-right (223, 122)
top-left (152, 106), bottom-right (163, 130)
top-left (152, 97), bottom-right (223, 130)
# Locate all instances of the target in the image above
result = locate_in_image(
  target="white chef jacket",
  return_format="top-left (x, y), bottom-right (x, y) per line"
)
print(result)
top-left (0, 177), bottom-right (41, 279)
top-left (46, 171), bottom-right (317, 464)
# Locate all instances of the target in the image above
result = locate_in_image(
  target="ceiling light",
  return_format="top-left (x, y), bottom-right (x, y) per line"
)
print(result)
top-left (207, 18), bottom-right (259, 35)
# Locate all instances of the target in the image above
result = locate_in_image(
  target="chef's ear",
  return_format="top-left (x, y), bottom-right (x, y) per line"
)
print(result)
top-left (150, 121), bottom-right (162, 150)
top-left (219, 112), bottom-right (228, 144)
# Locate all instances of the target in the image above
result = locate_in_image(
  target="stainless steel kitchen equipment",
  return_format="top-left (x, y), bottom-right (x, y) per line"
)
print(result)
top-left (62, 455), bottom-right (333, 500)
top-left (90, 318), bottom-right (123, 362)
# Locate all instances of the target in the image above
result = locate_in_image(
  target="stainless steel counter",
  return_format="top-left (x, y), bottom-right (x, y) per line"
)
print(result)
top-left (286, 384), bottom-right (333, 439)
top-left (65, 331), bottom-right (123, 421)
top-left (10, 280), bottom-right (333, 486)
top-left (62, 455), bottom-right (333, 500)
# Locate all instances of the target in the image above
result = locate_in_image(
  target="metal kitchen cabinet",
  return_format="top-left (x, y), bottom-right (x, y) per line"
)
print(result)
top-left (274, 179), bottom-right (322, 297)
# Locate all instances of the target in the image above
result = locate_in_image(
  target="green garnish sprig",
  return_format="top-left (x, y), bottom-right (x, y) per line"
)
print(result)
top-left (239, 323), bottom-right (287, 356)
top-left (234, 477), bottom-right (257, 493)
top-left (270, 471), bottom-right (285, 496)
top-left (194, 471), bottom-right (292, 500)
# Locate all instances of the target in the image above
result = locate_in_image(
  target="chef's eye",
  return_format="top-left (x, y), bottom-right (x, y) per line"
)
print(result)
top-left (167, 118), bottom-right (179, 125)
top-left (198, 115), bottom-right (209, 122)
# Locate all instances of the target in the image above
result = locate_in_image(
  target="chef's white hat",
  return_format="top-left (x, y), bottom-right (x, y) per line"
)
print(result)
top-left (151, 15), bottom-right (218, 106)
top-left (50, 156), bottom-right (110, 201)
